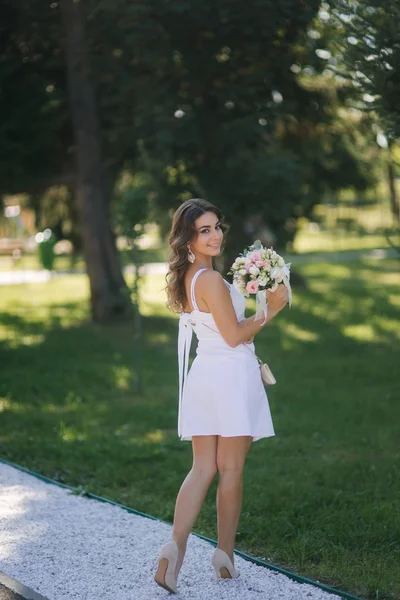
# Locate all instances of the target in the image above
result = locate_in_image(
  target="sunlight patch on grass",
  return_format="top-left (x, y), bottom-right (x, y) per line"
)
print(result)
top-left (0, 326), bottom-right (11, 340)
top-left (112, 365), bottom-right (133, 390)
top-left (284, 323), bottom-right (319, 342)
top-left (0, 398), bottom-right (26, 414)
top-left (302, 263), bottom-right (353, 280)
top-left (387, 294), bottom-right (400, 308)
top-left (21, 334), bottom-right (46, 346)
top-left (2, 329), bottom-right (48, 349)
top-left (308, 303), bottom-right (342, 324)
top-left (374, 316), bottom-right (400, 340)
top-left (147, 332), bottom-right (170, 344)
top-left (145, 429), bottom-right (166, 443)
top-left (59, 422), bottom-right (87, 442)
top-left (354, 270), bottom-right (400, 287)
top-left (112, 426), bottom-right (167, 445)
top-left (0, 398), bottom-right (11, 413)
top-left (43, 403), bottom-right (80, 414)
top-left (294, 230), bottom-right (392, 254)
top-left (342, 324), bottom-right (378, 342)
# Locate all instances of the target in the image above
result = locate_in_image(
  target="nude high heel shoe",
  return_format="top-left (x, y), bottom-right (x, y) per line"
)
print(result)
top-left (154, 540), bottom-right (179, 594)
top-left (211, 547), bottom-right (239, 579)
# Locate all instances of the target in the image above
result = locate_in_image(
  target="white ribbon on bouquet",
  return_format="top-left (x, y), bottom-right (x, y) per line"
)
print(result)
top-left (254, 262), bottom-right (292, 326)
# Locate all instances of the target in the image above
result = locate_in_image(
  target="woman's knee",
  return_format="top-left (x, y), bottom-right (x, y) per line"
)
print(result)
top-left (216, 461), bottom-right (245, 477)
top-left (191, 435), bottom-right (218, 481)
top-left (216, 435), bottom-right (251, 475)
top-left (192, 461), bottom-right (218, 481)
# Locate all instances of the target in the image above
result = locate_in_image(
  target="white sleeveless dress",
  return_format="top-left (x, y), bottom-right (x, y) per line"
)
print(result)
top-left (178, 268), bottom-right (275, 442)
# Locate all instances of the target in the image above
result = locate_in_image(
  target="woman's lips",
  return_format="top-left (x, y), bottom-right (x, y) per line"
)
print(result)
top-left (209, 243), bottom-right (221, 248)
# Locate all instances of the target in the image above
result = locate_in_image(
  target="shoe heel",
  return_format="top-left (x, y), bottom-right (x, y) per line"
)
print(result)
top-left (217, 566), bottom-right (232, 579)
top-left (211, 547), bottom-right (239, 580)
top-left (154, 540), bottom-right (179, 594)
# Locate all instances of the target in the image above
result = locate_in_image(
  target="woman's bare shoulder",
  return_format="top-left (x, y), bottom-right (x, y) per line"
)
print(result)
top-left (197, 268), bottom-right (223, 282)
top-left (196, 269), bottom-right (225, 289)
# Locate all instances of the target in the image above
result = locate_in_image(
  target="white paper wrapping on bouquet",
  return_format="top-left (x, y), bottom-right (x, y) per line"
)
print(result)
top-left (254, 262), bottom-right (292, 325)
top-left (283, 262), bottom-right (293, 307)
top-left (254, 289), bottom-right (268, 326)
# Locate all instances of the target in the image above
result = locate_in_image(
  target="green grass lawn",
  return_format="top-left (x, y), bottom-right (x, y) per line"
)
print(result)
top-left (0, 258), bottom-right (399, 600)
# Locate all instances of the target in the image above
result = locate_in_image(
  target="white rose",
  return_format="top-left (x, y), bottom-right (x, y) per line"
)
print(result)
top-left (249, 265), bottom-right (260, 276)
top-left (239, 268), bottom-right (247, 275)
top-left (270, 266), bottom-right (280, 280)
top-left (257, 276), bottom-right (268, 286)
top-left (269, 282), bottom-right (279, 292)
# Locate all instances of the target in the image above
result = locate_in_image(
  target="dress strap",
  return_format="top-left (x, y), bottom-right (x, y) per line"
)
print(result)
top-left (190, 268), bottom-right (208, 311)
top-left (177, 269), bottom-right (223, 439)
top-left (177, 312), bottom-right (195, 438)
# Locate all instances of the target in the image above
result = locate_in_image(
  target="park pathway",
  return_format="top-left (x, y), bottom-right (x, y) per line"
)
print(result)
top-left (0, 461), bottom-right (345, 600)
top-left (0, 247), bottom-right (396, 286)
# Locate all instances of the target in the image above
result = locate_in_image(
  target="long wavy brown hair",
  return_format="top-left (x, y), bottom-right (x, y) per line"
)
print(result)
top-left (165, 198), bottom-right (230, 314)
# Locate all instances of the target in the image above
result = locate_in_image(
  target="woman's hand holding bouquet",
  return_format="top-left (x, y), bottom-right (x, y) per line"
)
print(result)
top-left (228, 240), bottom-right (292, 327)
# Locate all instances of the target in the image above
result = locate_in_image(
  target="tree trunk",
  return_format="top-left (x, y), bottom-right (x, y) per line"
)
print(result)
top-left (387, 148), bottom-right (400, 222)
top-left (60, 0), bottom-right (132, 321)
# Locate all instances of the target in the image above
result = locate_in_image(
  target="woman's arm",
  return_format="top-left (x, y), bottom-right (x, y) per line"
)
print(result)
top-left (198, 270), bottom-right (288, 348)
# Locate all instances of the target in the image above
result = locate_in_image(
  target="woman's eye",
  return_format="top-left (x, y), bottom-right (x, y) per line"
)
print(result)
top-left (206, 225), bottom-right (221, 232)
top-left (201, 225), bottom-right (221, 234)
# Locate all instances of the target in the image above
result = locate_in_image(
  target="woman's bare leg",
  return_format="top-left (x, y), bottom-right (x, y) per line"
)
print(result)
top-left (216, 435), bottom-right (253, 563)
top-left (171, 435), bottom-right (218, 573)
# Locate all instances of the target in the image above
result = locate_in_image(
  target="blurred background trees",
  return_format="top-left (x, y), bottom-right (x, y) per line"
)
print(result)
top-left (0, 0), bottom-right (399, 319)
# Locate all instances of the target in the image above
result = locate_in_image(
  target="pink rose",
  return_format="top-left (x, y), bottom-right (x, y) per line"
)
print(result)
top-left (246, 280), bottom-right (259, 294)
top-left (255, 260), bottom-right (264, 268)
top-left (245, 262), bottom-right (252, 273)
top-left (262, 259), bottom-right (271, 268)
top-left (251, 251), bottom-right (262, 263)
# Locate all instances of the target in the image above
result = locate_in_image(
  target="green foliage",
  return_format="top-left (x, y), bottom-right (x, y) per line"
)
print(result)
top-left (37, 229), bottom-right (56, 270)
top-left (113, 170), bottom-right (151, 242)
top-left (0, 0), bottom-right (381, 254)
top-left (90, 0), bottom-right (376, 252)
top-left (331, 0), bottom-right (400, 139)
top-left (0, 1), bottom-right (69, 194)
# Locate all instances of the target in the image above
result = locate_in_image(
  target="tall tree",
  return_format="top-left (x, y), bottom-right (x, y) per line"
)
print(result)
top-left (60, 0), bottom-right (131, 321)
top-left (331, 0), bottom-right (400, 221)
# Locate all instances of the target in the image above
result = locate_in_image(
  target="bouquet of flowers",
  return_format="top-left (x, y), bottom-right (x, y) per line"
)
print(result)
top-left (228, 240), bottom-right (292, 325)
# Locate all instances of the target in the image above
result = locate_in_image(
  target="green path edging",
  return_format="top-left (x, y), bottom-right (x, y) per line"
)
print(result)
top-left (0, 457), bottom-right (364, 600)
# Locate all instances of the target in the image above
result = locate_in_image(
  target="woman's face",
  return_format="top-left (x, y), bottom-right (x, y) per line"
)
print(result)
top-left (190, 211), bottom-right (223, 257)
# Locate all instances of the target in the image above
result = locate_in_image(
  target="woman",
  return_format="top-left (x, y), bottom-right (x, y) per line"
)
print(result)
top-left (154, 198), bottom-right (288, 593)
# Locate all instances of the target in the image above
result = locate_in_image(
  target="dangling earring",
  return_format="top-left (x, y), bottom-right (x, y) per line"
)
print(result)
top-left (187, 245), bottom-right (195, 263)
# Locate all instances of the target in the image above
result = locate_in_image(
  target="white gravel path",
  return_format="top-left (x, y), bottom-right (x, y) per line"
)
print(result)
top-left (0, 462), bottom-right (343, 600)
